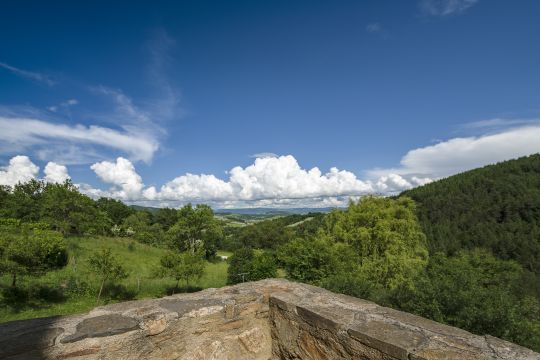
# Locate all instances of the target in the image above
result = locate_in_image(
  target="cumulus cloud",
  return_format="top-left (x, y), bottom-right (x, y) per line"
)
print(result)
top-left (44, 162), bottom-right (70, 183)
top-left (90, 157), bottom-right (145, 200)
top-left (0, 117), bottom-right (159, 164)
top-left (0, 61), bottom-right (56, 86)
top-left (419, 0), bottom-right (478, 16)
top-left (148, 155), bottom-right (374, 203)
top-left (0, 155), bottom-right (39, 186)
top-left (368, 125), bottom-right (540, 179)
top-left (11, 123), bottom-right (540, 208)
top-left (80, 155), bottom-right (377, 206)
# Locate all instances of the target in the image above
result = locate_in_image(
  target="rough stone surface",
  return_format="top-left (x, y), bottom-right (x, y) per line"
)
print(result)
top-left (0, 279), bottom-right (538, 359)
top-left (60, 314), bottom-right (139, 343)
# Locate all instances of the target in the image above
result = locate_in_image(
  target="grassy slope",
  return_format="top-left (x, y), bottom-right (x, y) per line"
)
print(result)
top-left (0, 236), bottom-right (228, 322)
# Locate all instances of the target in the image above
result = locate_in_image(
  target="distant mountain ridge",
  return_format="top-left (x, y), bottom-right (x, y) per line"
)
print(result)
top-left (130, 205), bottom-right (335, 215)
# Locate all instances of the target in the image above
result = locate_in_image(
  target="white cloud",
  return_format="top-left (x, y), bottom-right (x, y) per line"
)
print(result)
top-left (419, 0), bottom-right (478, 16)
top-left (0, 61), bottom-right (56, 86)
top-left (0, 117), bottom-right (159, 164)
top-left (90, 157), bottom-right (145, 200)
top-left (145, 155), bottom-right (374, 203)
top-left (460, 118), bottom-right (540, 131)
top-left (48, 99), bottom-right (79, 113)
top-left (0, 155), bottom-right (39, 186)
top-left (368, 125), bottom-right (540, 179)
top-left (10, 123), bottom-right (539, 208)
top-left (44, 162), bottom-right (70, 183)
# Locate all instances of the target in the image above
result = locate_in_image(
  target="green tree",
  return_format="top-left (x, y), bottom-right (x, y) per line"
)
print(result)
top-left (401, 154), bottom-right (540, 276)
top-left (3, 179), bottom-right (45, 222)
top-left (121, 211), bottom-right (165, 245)
top-left (167, 204), bottom-right (223, 257)
top-left (321, 196), bottom-right (428, 291)
top-left (391, 249), bottom-right (540, 351)
top-left (154, 207), bottom-right (178, 231)
top-left (159, 250), bottom-right (205, 292)
top-left (237, 219), bottom-right (294, 249)
top-left (96, 197), bottom-right (134, 226)
top-left (40, 181), bottom-right (106, 235)
top-left (227, 248), bottom-right (279, 284)
top-left (0, 229), bottom-right (67, 287)
top-left (88, 248), bottom-right (128, 303)
top-left (227, 247), bottom-right (254, 284)
top-left (249, 252), bottom-right (278, 281)
top-left (277, 237), bottom-right (353, 284)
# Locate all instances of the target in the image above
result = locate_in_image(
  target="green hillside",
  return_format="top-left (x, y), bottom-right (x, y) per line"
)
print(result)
top-left (401, 154), bottom-right (540, 275)
top-left (0, 236), bottom-right (228, 322)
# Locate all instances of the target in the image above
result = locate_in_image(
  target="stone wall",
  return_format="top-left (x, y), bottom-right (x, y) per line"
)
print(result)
top-left (0, 279), bottom-right (538, 359)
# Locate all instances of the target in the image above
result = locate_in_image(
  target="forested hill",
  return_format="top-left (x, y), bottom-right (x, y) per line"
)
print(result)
top-left (400, 154), bottom-right (540, 274)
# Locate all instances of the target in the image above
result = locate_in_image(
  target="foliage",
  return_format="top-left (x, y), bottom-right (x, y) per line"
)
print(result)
top-left (320, 196), bottom-right (429, 291)
top-left (41, 181), bottom-right (108, 235)
top-left (277, 238), bottom-right (353, 284)
top-left (236, 218), bottom-right (294, 249)
top-left (0, 237), bottom-right (228, 323)
top-left (159, 249), bottom-right (205, 291)
top-left (0, 180), bottom-right (109, 236)
top-left (96, 197), bottom-right (134, 225)
top-left (390, 250), bottom-right (540, 351)
top-left (249, 252), bottom-right (278, 281)
top-left (227, 247), bottom-right (255, 284)
top-left (154, 208), bottom-right (178, 231)
top-left (226, 247), bottom-right (277, 284)
top-left (0, 228), bottom-right (67, 287)
top-left (122, 212), bottom-right (164, 245)
top-left (167, 204), bottom-right (223, 258)
top-left (88, 248), bottom-right (128, 303)
top-left (401, 154), bottom-right (540, 275)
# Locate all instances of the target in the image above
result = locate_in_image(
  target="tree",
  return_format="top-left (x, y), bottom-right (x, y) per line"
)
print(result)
top-left (277, 238), bottom-right (352, 284)
top-left (3, 179), bottom-right (45, 222)
top-left (154, 208), bottom-right (178, 231)
top-left (227, 247), bottom-right (254, 284)
top-left (88, 248), bottom-right (128, 303)
top-left (391, 249), bottom-right (540, 351)
top-left (0, 228), bottom-right (68, 287)
top-left (121, 211), bottom-right (165, 245)
top-left (237, 219), bottom-right (294, 249)
top-left (249, 252), bottom-right (278, 281)
top-left (96, 197), bottom-right (134, 226)
top-left (401, 154), bottom-right (540, 275)
top-left (227, 248), bottom-right (279, 284)
top-left (321, 196), bottom-right (429, 291)
top-left (167, 204), bottom-right (223, 258)
top-left (40, 181), bottom-right (106, 235)
top-left (159, 250), bottom-right (205, 292)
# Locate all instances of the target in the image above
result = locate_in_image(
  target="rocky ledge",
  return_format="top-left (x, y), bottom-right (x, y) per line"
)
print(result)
top-left (0, 279), bottom-right (538, 359)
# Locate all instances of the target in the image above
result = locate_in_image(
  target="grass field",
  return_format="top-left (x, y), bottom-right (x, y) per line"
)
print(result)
top-left (0, 236), bottom-right (228, 323)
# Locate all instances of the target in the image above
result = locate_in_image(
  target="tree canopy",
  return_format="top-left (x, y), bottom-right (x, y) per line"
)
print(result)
top-left (401, 154), bottom-right (540, 275)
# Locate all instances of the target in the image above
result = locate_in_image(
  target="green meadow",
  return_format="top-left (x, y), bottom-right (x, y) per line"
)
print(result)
top-left (0, 236), bottom-right (228, 322)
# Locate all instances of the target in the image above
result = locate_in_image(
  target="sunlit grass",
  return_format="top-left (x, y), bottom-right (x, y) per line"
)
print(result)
top-left (0, 236), bottom-right (228, 323)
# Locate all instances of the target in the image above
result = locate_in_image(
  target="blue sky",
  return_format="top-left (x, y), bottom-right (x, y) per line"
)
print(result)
top-left (1, 0), bottom-right (540, 207)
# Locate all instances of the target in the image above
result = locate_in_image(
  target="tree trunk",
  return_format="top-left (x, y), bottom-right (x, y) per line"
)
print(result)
top-left (174, 278), bottom-right (180, 295)
top-left (11, 273), bottom-right (16, 287)
top-left (96, 279), bottom-right (105, 305)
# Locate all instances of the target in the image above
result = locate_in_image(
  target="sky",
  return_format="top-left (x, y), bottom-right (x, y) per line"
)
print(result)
top-left (1, 0), bottom-right (540, 208)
